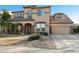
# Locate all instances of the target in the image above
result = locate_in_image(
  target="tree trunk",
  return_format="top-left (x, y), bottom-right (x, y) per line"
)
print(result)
top-left (4, 27), bottom-right (8, 34)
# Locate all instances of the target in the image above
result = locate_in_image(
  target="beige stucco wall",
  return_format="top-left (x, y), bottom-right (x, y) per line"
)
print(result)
top-left (24, 8), bottom-right (31, 18)
top-left (12, 21), bottom-right (35, 25)
top-left (32, 8), bottom-right (50, 34)
top-left (11, 7), bottom-right (50, 34)
top-left (32, 8), bottom-right (50, 25)
top-left (23, 7), bottom-right (50, 25)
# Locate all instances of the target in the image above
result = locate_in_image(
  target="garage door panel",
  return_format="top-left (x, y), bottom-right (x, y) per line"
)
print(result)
top-left (52, 26), bottom-right (70, 34)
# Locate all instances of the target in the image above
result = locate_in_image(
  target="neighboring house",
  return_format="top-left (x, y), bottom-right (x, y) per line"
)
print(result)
top-left (9, 6), bottom-right (51, 34)
top-left (50, 13), bottom-right (73, 34)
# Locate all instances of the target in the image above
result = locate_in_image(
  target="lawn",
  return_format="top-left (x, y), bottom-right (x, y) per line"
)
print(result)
top-left (0, 39), bottom-right (20, 45)
top-left (0, 34), bottom-right (28, 46)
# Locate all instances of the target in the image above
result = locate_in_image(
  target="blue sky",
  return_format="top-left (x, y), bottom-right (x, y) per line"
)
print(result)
top-left (52, 5), bottom-right (79, 24)
top-left (0, 5), bottom-right (78, 24)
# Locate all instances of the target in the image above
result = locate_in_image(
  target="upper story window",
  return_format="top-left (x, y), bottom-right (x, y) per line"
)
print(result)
top-left (15, 14), bottom-right (24, 18)
top-left (55, 15), bottom-right (62, 19)
top-left (27, 11), bottom-right (32, 18)
top-left (37, 9), bottom-right (45, 16)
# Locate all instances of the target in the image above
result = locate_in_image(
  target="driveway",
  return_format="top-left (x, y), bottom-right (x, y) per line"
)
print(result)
top-left (51, 34), bottom-right (79, 53)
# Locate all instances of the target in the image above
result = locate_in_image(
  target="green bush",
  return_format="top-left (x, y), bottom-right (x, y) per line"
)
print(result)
top-left (39, 32), bottom-right (48, 36)
top-left (73, 28), bottom-right (78, 33)
top-left (27, 34), bottom-right (40, 42)
top-left (77, 26), bottom-right (79, 33)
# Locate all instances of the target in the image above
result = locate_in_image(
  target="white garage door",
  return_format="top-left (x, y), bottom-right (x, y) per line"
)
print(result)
top-left (52, 26), bottom-right (70, 34)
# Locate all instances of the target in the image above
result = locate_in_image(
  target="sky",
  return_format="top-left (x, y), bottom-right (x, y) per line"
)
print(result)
top-left (0, 5), bottom-right (78, 24)
top-left (52, 5), bottom-right (79, 24)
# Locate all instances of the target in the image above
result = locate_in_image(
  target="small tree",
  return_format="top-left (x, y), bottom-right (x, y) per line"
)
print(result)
top-left (0, 9), bottom-right (11, 34)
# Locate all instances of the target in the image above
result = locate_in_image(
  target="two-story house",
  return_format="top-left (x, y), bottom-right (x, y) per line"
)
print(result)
top-left (8, 6), bottom-right (51, 34)
top-left (2, 6), bottom-right (74, 34)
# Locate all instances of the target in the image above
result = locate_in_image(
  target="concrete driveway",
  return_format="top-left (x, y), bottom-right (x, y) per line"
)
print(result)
top-left (51, 34), bottom-right (79, 53)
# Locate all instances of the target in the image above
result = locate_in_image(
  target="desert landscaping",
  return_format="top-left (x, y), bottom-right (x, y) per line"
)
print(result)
top-left (0, 34), bottom-right (79, 53)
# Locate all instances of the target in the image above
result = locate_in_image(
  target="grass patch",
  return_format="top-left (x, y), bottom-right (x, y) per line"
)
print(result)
top-left (0, 39), bottom-right (21, 46)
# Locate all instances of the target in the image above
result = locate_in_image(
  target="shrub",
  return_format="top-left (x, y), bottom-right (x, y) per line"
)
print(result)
top-left (73, 28), bottom-right (78, 33)
top-left (27, 34), bottom-right (40, 42)
top-left (73, 27), bottom-right (79, 34)
top-left (77, 26), bottom-right (79, 33)
top-left (39, 32), bottom-right (48, 36)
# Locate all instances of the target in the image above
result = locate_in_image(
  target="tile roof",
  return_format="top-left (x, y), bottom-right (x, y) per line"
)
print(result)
top-left (11, 11), bottom-right (24, 13)
top-left (50, 14), bottom-right (73, 24)
top-left (23, 6), bottom-right (51, 8)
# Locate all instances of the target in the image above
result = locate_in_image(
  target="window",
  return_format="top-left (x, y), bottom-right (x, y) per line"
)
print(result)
top-left (55, 15), bottom-right (62, 19)
top-left (36, 24), bottom-right (40, 32)
top-left (36, 23), bottom-right (45, 32)
top-left (37, 9), bottom-right (45, 16)
top-left (15, 14), bottom-right (17, 18)
top-left (27, 11), bottom-right (32, 18)
top-left (15, 14), bottom-right (17, 17)
top-left (20, 14), bottom-right (24, 18)
top-left (15, 14), bottom-right (24, 18)
top-left (41, 24), bottom-right (45, 31)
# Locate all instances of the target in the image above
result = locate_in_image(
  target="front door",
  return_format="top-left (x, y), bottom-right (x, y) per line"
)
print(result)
top-left (24, 24), bottom-right (32, 34)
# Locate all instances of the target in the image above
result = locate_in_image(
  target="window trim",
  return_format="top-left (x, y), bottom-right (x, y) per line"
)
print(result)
top-left (15, 14), bottom-right (24, 18)
top-left (55, 15), bottom-right (62, 19)
top-left (36, 22), bottom-right (46, 32)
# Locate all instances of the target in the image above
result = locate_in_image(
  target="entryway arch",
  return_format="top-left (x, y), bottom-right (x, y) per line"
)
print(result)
top-left (24, 23), bottom-right (32, 34)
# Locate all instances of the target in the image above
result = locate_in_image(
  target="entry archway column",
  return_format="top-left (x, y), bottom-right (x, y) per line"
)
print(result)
top-left (31, 25), bottom-right (34, 33)
top-left (22, 24), bottom-right (25, 34)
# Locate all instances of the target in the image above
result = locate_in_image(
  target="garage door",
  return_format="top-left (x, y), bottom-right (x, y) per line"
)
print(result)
top-left (51, 26), bottom-right (70, 34)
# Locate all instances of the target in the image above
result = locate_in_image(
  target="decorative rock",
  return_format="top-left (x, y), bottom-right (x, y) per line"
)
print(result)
top-left (25, 36), bottom-right (56, 49)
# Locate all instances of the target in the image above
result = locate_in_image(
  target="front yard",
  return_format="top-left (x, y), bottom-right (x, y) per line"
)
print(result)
top-left (0, 34), bottom-right (79, 52)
